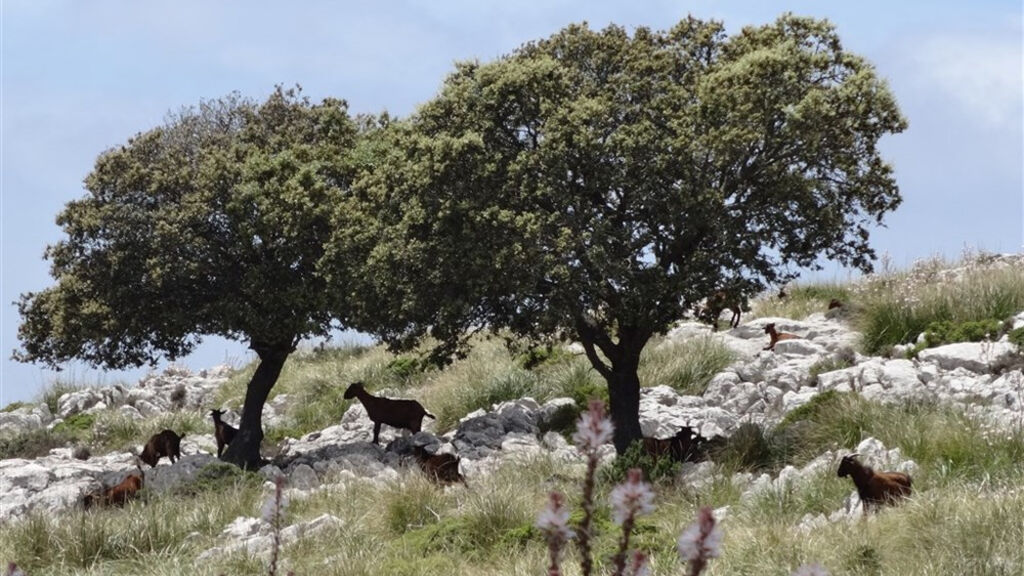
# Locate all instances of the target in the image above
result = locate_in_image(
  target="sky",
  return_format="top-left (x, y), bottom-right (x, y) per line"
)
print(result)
top-left (1, 0), bottom-right (1022, 405)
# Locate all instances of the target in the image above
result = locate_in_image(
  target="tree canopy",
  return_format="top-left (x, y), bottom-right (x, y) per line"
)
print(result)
top-left (331, 15), bottom-right (906, 451)
top-left (16, 87), bottom-right (362, 468)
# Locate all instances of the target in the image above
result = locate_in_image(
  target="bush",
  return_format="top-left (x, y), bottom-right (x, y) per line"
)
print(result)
top-left (515, 345), bottom-right (573, 370)
top-left (921, 318), bottom-right (1003, 347)
top-left (859, 261), bottom-right (1024, 354)
top-left (0, 428), bottom-right (71, 460)
top-left (639, 336), bottom-right (735, 395)
top-left (1, 401), bottom-right (30, 413)
top-left (1007, 326), bottom-right (1024, 348)
top-left (711, 423), bottom-right (794, 473)
top-left (601, 439), bottom-right (680, 484)
top-left (52, 413), bottom-right (96, 438)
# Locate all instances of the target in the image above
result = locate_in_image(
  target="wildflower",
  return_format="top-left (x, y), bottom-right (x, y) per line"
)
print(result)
top-left (261, 488), bottom-right (290, 525)
top-left (792, 563), bottom-right (830, 576)
top-left (538, 492), bottom-right (573, 575)
top-left (536, 491), bottom-right (574, 542)
top-left (625, 551), bottom-right (650, 576)
top-left (678, 507), bottom-right (723, 576)
top-left (573, 399), bottom-right (614, 452)
top-left (573, 399), bottom-right (611, 576)
top-left (609, 468), bottom-right (655, 525)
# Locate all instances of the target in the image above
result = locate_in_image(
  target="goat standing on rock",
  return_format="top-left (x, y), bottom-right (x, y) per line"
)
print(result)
top-left (699, 291), bottom-right (748, 331)
top-left (139, 429), bottom-right (185, 467)
top-left (343, 381), bottom-right (436, 444)
top-left (210, 409), bottom-right (238, 458)
top-left (837, 453), bottom-right (912, 512)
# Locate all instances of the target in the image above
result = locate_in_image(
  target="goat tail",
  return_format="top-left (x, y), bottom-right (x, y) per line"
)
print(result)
top-left (425, 412), bottom-right (437, 420)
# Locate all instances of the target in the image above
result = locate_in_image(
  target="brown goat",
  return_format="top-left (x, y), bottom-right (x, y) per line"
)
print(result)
top-left (641, 426), bottom-right (707, 463)
top-left (210, 409), bottom-right (238, 458)
top-left (700, 291), bottom-right (747, 331)
top-left (83, 472), bottom-right (144, 509)
top-left (140, 429), bottom-right (185, 467)
top-left (411, 445), bottom-right (466, 486)
top-left (837, 453), bottom-right (912, 512)
top-left (343, 381), bottom-right (436, 444)
top-left (763, 323), bottom-right (800, 351)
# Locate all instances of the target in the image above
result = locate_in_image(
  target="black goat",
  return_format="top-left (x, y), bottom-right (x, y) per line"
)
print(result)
top-left (140, 429), bottom-right (184, 467)
top-left (641, 426), bottom-right (708, 463)
top-left (411, 445), bottom-right (466, 486)
top-left (837, 453), bottom-right (912, 512)
top-left (343, 381), bottom-right (436, 444)
top-left (210, 409), bottom-right (238, 458)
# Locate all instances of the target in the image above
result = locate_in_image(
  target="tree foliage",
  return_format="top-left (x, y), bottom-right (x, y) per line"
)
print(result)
top-left (16, 87), bottom-right (361, 467)
top-left (332, 15), bottom-right (906, 451)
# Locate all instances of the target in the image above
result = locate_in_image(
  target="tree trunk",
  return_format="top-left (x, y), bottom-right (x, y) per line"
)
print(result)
top-left (605, 359), bottom-right (644, 454)
top-left (221, 342), bottom-right (291, 470)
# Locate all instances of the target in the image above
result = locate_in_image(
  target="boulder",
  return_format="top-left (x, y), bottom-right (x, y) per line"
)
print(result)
top-left (917, 342), bottom-right (1020, 373)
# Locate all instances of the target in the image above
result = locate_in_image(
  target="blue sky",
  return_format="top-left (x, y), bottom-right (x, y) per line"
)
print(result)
top-left (2, 0), bottom-right (1022, 405)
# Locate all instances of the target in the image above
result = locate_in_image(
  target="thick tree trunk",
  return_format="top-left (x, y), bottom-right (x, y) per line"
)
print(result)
top-left (221, 342), bottom-right (291, 470)
top-left (605, 359), bottom-right (644, 454)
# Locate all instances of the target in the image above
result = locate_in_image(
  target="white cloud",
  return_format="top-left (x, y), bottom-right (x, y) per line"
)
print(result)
top-left (909, 31), bottom-right (1022, 126)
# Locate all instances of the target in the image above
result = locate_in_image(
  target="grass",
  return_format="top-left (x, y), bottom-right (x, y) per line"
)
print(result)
top-left (752, 281), bottom-right (853, 320)
top-left (3, 395), bottom-right (1024, 575)
top-left (3, 254), bottom-right (1024, 574)
top-left (639, 335), bottom-right (735, 395)
top-left (857, 258), bottom-right (1024, 354)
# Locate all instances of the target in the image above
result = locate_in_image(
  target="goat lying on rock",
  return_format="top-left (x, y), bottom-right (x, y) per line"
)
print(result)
top-left (343, 381), bottom-right (436, 444)
top-left (140, 429), bottom-right (185, 467)
top-left (837, 453), bottom-right (912, 512)
top-left (763, 322), bottom-right (801, 351)
top-left (83, 472), bottom-right (144, 509)
top-left (411, 445), bottom-right (466, 486)
top-left (210, 409), bottom-right (237, 458)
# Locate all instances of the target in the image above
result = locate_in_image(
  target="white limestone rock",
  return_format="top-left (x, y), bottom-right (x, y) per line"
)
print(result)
top-left (917, 342), bottom-right (1020, 373)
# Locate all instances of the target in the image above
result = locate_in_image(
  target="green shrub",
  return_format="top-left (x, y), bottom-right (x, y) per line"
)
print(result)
top-left (711, 422), bottom-right (794, 473)
top-left (1, 401), bottom-right (30, 413)
top-left (1006, 326), bottom-right (1024, 348)
top-left (516, 345), bottom-right (572, 370)
top-left (0, 428), bottom-right (71, 460)
top-left (387, 356), bottom-right (426, 380)
top-left (859, 262), bottom-right (1024, 354)
top-left (922, 318), bottom-right (1003, 347)
top-left (52, 413), bottom-right (96, 437)
top-left (601, 439), bottom-right (681, 484)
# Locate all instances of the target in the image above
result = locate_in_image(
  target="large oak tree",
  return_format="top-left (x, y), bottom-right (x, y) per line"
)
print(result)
top-left (16, 87), bottom-right (361, 469)
top-left (332, 15), bottom-right (906, 453)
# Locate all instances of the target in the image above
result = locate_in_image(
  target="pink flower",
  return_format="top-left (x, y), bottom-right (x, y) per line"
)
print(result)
top-left (677, 507), bottom-right (723, 563)
top-left (626, 551), bottom-right (650, 576)
top-left (572, 399), bottom-right (614, 452)
top-left (609, 468), bottom-right (655, 525)
top-left (536, 492), bottom-right (574, 542)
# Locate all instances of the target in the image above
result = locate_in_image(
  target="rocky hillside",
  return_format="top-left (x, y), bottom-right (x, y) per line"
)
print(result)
top-left (2, 255), bottom-right (1023, 575)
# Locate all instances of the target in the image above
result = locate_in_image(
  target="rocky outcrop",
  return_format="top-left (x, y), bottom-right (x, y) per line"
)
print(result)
top-left (1, 306), bottom-right (1021, 523)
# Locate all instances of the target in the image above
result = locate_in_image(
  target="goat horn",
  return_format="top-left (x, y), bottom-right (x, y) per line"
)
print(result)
top-left (846, 452), bottom-right (860, 458)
